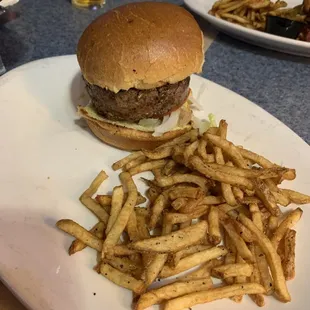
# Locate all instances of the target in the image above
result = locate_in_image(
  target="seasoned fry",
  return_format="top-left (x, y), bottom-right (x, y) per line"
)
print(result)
top-left (123, 155), bottom-right (147, 171)
top-left (282, 229), bottom-right (296, 281)
top-left (156, 174), bottom-right (209, 190)
top-left (107, 244), bottom-right (136, 256)
top-left (172, 244), bottom-right (212, 267)
top-left (206, 163), bottom-right (289, 179)
top-left (237, 147), bottom-right (274, 168)
top-left (253, 179), bottom-right (281, 216)
top-left (199, 196), bottom-right (225, 205)
top-left (162, 160), bottom-right (178, 176)
top-left (142, 146), bottom-right (173, 160)
top-left (180, 258), bottom-right (223, 280)
top-left (164, 283), bottom-right (266, 310)
top-left (136, 279), bottom-right (213, 310)
top-left (104, 255), bottom-right (142, 278)
top-left (99, 263), bottom-right (144, 294)
top-left (159, 129), bottom-right (198, 148)
top-left (179, 198), bottom-right (203, 214)
top-left (169, 187), bottom-right (203, 200)
top-left (69, 221), bottom-right (105, 255)
top-left (190, 156), bottom-right (253, 189)
top-left (271, 208), bottom-right (303, 249)
top-left (204, 134), bottom-right (247, 168)
top-left (130, 221), bottom-right (208, 253)
top-left (249, 203), bottom-right (264, 232)
top-left (106, 186), bottom-right (124, 234)
top-left (160, 246), bottom-right (228, 278)
top-left (102, 172), bottom-right (138, 257)
top-left (221, 219), bottom-right (253, 261)
top-left (238, 214), bottom-right (290, 302)
top-left (171, 197), bottom-right (189, 210)
top-left (268, 215), bottom-right (279, 236)
top-left (184, 140), bottom-right (199, 164)
top-left (208, 206), bottom-right (221, 245)
top-left (149, 191), bottom-right (170, 229)
top-left (146, 187), bottom-right (161, 203)
top-left (127, 210), bottom-right (139, 241)
top-left (112, 151), bottom-right (144, 171)
top-left (197, 139), bottom-right (208, 160)
top-left (128, 159), bottom-right (168, 176)
top-left (80, 170), bottom-right (108, 198)
top-left (212, 263), bottom-right (253, 278)
top-left (57, 219), bottom-right (102, 251)
top-left (142, 216), bottom-right (172, 286)
top-left (282, 189), bottom-right (310, 204)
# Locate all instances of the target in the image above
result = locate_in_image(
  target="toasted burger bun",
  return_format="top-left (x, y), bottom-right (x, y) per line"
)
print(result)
top-left (85, 119), bottom-right (192, 151)
top-left (77, 2), bottom-right (204, 93)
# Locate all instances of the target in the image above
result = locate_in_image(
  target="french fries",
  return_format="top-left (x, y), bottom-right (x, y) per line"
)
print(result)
top-left (56, 118), bottom-right (309, 310)
top-left (129, 221), bottom-right (208, 253)
top-left (159, 246), bottom-right (228, 278)
top-left (135, 279), bottom-right (213, 310)
top-left (164, 283), bottom-right (266, 310)
top-left (102, 172), bottom-right (138, 257)
top-left (238, 214), bottom-right (291, 302)
top-left (98, 263), bottom-right (145, 294)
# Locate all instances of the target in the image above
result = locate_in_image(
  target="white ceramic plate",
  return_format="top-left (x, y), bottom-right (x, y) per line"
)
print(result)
top-left (185, 0), bottom-right (310, 57)
top-left (0, 55), bottom-right (309, 310)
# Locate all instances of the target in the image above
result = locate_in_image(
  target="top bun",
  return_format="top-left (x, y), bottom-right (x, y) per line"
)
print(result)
top-left (77, 2), bottom-right (204, 93)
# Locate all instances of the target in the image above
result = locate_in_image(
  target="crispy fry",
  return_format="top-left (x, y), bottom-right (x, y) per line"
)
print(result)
top-left (128, 159), bottom-right (168, 176)
top-left (102, 172), bottom-right (138, 257)
top-left (99, 263), bottom-right (144, 294)
top-left (171, 197), bottom-right (189, 210)
top-left (199, 196), bottom-right (226, 205)
top-left (197, 139), bottom-right (209, 160)
top-left (69, 221), bottom-right (105, 255)
top-left (164, 283), bottom-right (266, 310)
top-left (271, 208), bottom-right (302, 249)
top-left (127, 210), bottom-right (139, 241)
top-left (136, 278), bottom-right (213, 310)
top-left (221, 219), bottom-right (253, 261)
top-left (130, 221), bottom-right (208, 253)
top-left (80, 170), bottom-right (108, 198)
top-left (162, 160), bottom-right (178, 176)
top-left (282, 189), bottom-right (310, 204)
top-left (103, 256), bottom-right (142, 279)
top-left (160, 246), bottom-right (228, 278)
top-left (169, 187), bottom-right (203, 200)
top-left (159, 129), bottom-right (198, 148)
top-left (149, 190), bottom-right (170, 229)
top-left (249, 203), bottom-right (264, 232)
top-left (142, 216), bottom-right (172, 286)
top-left (253, 179), bottom-right (281, 216)
top-left (237, 147), bottom-right (273, 168)
top-left (107, 244), bottom-right (136, 256)
top-left (179, 198), bottom-right (203, 214)
top-left (204, 134), bottom-right (248, 168)
top-left (123, 155), bottom-right (147, 171)
top-left (223, 252), bottom-right (236, 285)
top-left (212, 263), bottom-right (253, 278)
top-left (184, 140), bottom-right (199, 164)
top-left (190, 156), bottom-right (253, 189)
top-left (57, 219), bottom-right (102, 251)
top-left (156, 174), bottom-right (209, 190)
top-left (146, 187), bottom-right (161, 204)
top-left (282, 229), bottom-right (296, 281)
top-left (112, 151), bottom-right (144, 171)
top-left (172, 244), bottom-right (212, 267)
top-left (208, 206), bottom-right (221, 245)
top-left (180, 258), bottom-right (223, 280)
top-left (142, 146), bottom-right (173, 160)
top-left (238, 214), bottom-right (290, 302)
top-left (106, 186), bottom-right (124, 234)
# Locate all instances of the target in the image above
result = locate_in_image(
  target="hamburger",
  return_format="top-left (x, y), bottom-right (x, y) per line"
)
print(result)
top-left (77, 1), bottom-right (204, 150)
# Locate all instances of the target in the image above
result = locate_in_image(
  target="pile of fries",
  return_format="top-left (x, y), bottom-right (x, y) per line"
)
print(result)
top-left (57, 120), bottom-right (310, 310)
top-left (209, 0), bottom-right (307, 31)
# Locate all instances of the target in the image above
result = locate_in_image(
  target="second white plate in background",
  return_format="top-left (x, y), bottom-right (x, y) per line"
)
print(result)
top-left (185, 0), bottom-right (310, 57)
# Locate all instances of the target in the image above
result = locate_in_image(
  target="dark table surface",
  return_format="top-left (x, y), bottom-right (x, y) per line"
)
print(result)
top-left (1, 0), bottom-right (309, 143)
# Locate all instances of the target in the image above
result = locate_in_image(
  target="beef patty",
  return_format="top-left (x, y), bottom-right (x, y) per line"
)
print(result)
top-left (84, 77), bottom-right (190, 122)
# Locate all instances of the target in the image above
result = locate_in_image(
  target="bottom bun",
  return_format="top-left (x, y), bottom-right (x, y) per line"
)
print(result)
top-left (86, 119), bottom-right (192, 151)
